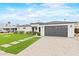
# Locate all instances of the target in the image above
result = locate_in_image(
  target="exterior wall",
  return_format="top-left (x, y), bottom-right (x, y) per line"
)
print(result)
top-left (68, 24), bottom-right (75, 37)
top-left (33, 27), bottom-right (38, 32)
top-left (31, 24), bottom-right (40, 32)
top-left (17, 27), bottom-right (32, 33)
top-left (40, 24), bottom-right (75, 37)
top-left (31, 23), bottom-right (75, 37)
top-left (75, 22), bottom-right (79, 29)
top-left (40, 25), bottom-right (45, 36)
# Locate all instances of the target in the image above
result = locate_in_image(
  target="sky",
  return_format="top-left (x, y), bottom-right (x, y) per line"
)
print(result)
top-left (0, 3), bottom-right (79, 25)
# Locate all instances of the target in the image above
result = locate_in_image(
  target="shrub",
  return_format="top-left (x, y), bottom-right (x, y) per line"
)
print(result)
top-left (26, 32), bottom-right (29, 34)
top-left (19, 31), bottom-right (24, 34)
top-left (26, 31), bottom-right (40, 36)
top-left (31, 32), bottom-right (40, 36)
top-left (32, 32), bottom-right (37, 35)
top-left (26, 31), bottom-right (32, 34)
top-left (36, 32), bottom-right (40, 36)
top-left (13, 31), bottom-right (18, 34)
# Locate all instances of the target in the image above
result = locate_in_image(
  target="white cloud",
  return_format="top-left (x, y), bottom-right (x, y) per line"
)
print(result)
top-left (6, 7), bottom-right (16, 12)
top-left (0, 4), bottom-right (77, 24)
top-left (76, 14), bottom-right (79, 17)
top-left (64, 13), bottom-right (74, 16)
top-left (40, 3), bottom-right (70, 9)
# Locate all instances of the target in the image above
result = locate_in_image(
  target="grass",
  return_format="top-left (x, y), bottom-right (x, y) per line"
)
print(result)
top-left (0, 33), bottom-right (40, 54)
top-left (0, 33), bottom-right (33, 45)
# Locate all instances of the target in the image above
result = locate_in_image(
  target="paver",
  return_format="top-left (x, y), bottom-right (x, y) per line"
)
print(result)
top-left (1, 44), bottom-right (12, 48)
top-left (18, 40), bottom-right (25, 42)
top-left (23, 38), bottom-right (29, 40)
top-left (10, 41), bottom-right (20, 45)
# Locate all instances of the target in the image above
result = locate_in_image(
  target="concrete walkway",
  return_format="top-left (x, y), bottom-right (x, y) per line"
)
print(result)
top-left (17, 36), bottom-right (79, 56)
top-left (0, 50), bottom-right (13, 56)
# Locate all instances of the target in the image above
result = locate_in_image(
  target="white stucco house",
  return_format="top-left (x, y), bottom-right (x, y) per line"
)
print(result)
top-left (31, 21), bottom-right (76, 37)
top-left (3, 22), bottom-right (17, 33)
top-left (17, 24), bottom-right (32, 33)
top-left (1, 22), bottom-right (32, 33)
top-left (75, 22), bottom-right (79, 29)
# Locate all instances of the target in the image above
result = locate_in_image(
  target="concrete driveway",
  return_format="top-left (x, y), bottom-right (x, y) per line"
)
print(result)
top-left (17, 36), bottom-right (79, 56)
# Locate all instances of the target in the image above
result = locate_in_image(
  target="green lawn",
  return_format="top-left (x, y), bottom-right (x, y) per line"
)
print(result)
top-left (0, 33), bottom-right (40, 54)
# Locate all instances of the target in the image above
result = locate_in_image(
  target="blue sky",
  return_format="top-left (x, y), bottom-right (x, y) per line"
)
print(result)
top-left (0, 3), bottom-right (79, 25)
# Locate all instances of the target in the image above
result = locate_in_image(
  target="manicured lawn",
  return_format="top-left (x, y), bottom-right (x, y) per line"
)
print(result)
top-left (0, 33), bottom-right (33, 45)
top-left (0, 33), bottom-right (40, 54)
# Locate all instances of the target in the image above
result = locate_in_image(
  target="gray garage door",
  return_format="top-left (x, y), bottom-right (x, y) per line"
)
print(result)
top-left (45, 25), bottom-right (68, 37)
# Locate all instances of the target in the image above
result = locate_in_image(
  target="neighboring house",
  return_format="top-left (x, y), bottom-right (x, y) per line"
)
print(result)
top-left (31, 21), bottom-right (76, 37)
top-left (75, 22), bottom-right (79, 29)
top-left (2, 22), bottom-right (32, 33)
top-left (74, 22), bottom-right (79, 33)
top-left (17, 24), bottom-right (32, 33)
top-left (3, 22), bottom-right (17, 33)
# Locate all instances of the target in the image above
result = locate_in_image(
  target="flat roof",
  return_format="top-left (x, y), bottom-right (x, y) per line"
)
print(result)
top-left (31, 21), bottom-right (76, 25)
top-left (17, 24), bottom-right (31, 27)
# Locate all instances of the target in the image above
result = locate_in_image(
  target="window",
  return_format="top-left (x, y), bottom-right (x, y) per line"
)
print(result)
top-left (39, 27), bottom-right (41, 32)
top-left (35, 27), bottom-right (37, 30)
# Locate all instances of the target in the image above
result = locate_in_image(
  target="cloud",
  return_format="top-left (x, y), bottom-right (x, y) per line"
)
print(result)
top-left (6, 7), bottom-right (16, 12)
top-left (0, 3), bottom-right (78, 24)
top-left (76, 14), bottom-right (79, 17)
top-left (40, 3), bottom-right (70, 9)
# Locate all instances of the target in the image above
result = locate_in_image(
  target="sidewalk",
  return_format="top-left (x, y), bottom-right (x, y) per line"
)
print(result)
top-left (0, 50), bottom-right (13, 56)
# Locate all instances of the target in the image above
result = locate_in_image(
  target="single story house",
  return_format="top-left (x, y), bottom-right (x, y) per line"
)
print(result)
top-left (75, 22), bottom-right (79, 29)
top-left (31, 21), bottom-right (76, 37)
top-left (17, 24), bottom-right (32, 33)
top-left (3, 22), bottom-right (17, 33)
top-left (2, 22), bottom-right (32, 33)
top-left (74, 22), bottom-right (79, 33)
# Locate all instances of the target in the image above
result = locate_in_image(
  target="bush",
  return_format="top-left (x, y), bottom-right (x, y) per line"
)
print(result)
top-left (31, 32), bottom-right (40, 36)
top-left (19, 31), bottom-right (24, 34)
top-left (26, 31), bottom-right (32, 34)
top-left (13, 31), bottom-right (18, 34)
top-left (32, 32), bottom-right (37, 35)
top-left (26, 31), bottom-right (41, 36)
top-left (36, 32), bottom-right (40, 36)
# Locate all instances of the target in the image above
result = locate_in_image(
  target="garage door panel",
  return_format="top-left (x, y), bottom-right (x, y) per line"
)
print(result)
top-left (45, 26), bottom-right (67, 37)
